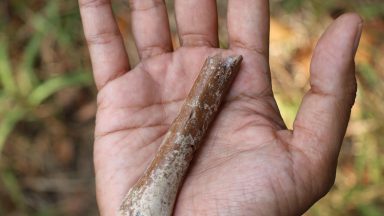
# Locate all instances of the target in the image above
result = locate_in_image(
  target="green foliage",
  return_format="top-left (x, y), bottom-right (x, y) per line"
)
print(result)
top-left (0, 0), bottom-right (93, 151)
top-left (1, 170), bottom-right (26, 212)
top-left (358, 203), bottom-right (384, 216)
top-left (357, 2), bottom-right (384, 20)
top-left (277, 0), bottom-right (384, 20)
top-left (0, 38), bottom-right (16, 94)
top-left (279, 0), bottom-right (306, 12)
top-left (28, 72), bottom-right (91, 106)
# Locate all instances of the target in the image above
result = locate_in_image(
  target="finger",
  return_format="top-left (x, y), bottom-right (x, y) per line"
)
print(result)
top-left (79, 0), bottom-right (130, 90)
top-left (175, 0), bottom-right (218, 47)
top-left (129, 0), bottom-right (173, 59)
top-left (292, 14), bottom-right (363, 162)
top-left (227, 0), bottom-right (270, 56)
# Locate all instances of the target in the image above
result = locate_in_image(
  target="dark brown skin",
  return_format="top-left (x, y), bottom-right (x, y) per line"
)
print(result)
top-left (78, 0), bottom-right (363, 215)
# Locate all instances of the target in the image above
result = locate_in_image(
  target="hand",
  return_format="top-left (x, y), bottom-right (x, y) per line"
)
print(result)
top-left (79, 0), bottom-right (362, 215)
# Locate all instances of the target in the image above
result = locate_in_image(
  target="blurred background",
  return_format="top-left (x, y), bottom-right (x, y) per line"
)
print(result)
top-left (0, 0), bottom-right (383, 215)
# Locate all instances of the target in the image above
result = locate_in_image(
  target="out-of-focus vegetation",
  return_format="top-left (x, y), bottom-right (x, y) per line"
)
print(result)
top-left (0, 0), bottom-right (383, 215)
top-left (0, 0), bottom-right (96, 215)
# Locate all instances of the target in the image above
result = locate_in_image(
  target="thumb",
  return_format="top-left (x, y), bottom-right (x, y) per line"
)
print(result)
top-left (292, 13), bottom-right (363, 166)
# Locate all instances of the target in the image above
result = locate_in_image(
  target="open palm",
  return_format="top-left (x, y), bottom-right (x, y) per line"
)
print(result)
top-left (79, 1), bottom-right (362, 215)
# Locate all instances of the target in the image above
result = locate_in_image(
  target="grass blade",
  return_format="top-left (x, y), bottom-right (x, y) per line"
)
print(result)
top-left (28, 71), bottom-right (92, 106)
top-left (0, 107), bottom-right (26, 152)
top-left (0, 38), bottom-right (16, 94)
top-left (0, 170), bottom-right (26, 212)
top-left (18, 34), bottom-right (43, 94)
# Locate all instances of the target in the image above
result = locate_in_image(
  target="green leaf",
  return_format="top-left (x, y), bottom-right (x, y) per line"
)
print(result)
top-left (0, 170), bottom-right (26, 212)
top-left (0, 38), bottom-right (16, 94)
top-left (358, 3), bottom-right (384, 20)
top-left (0, 106), bottom-right (26, 153)
top-left (0, 91), bottom-right (10, 114)
top-left (358, 64), bottom-right (379, 88)
top-left (358, 203), bottom-right (384, 216)
top-left (18, 33), bottom-right (43, 94)
top-left (30, 0), bottom-right (59, 34)
top-left (281, 0), bottom-right (305, 12)
top-left (28, 71), bottom-right (92, 106)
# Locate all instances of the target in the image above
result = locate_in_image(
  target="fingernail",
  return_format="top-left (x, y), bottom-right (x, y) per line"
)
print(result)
top-left (353, 22), bottom-right (363, 55)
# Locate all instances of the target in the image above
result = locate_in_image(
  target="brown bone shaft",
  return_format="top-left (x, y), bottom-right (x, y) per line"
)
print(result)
top-left (118, 55), bottom-right (243, 216)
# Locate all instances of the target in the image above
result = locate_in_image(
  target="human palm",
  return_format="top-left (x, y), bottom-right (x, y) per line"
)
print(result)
top-left (79, 0), bottom-right (362, 215)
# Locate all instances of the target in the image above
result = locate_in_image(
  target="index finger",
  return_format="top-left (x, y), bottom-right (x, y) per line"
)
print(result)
top-left (79, 0), bottom-right (130, 90)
